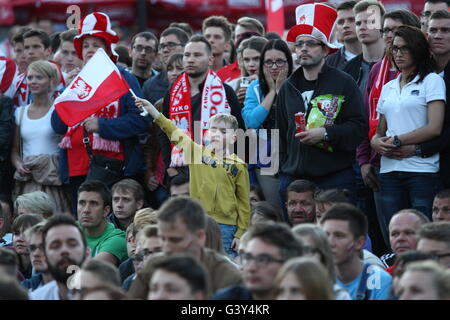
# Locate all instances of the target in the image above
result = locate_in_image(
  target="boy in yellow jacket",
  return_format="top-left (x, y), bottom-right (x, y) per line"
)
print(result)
top-left (135, 97), bottom-right (250, 257)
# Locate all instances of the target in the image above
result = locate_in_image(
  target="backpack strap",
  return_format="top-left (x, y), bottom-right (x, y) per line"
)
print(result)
top-left (355, 263), bottom-right (372, 300)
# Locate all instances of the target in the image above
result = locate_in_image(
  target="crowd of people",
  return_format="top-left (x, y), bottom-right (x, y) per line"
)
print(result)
top-left (0, 0), bottom-right (450, 301)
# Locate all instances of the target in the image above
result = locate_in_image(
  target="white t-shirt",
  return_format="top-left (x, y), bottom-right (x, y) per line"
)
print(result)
top-left (377, 72), bottom-right (446, 174)
top-left (29, 280), bottom-right (60, 300)
top-left (14, 104), bottom-right (60, 158)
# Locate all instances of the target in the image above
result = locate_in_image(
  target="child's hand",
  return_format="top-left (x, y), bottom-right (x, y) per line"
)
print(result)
top-left (133, 96), bottom-right (159, 118)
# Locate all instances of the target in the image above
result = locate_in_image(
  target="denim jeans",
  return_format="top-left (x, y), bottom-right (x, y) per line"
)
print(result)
top-left (219, 224), bottom-right (238, 258)
top-left (278, 167), bottom-right (357, 224)
top-left (378, 171), bottom-right (443, 248)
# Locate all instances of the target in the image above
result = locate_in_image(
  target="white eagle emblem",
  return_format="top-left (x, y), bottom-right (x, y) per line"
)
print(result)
top-left (71, 77), bottom-right (92, 99)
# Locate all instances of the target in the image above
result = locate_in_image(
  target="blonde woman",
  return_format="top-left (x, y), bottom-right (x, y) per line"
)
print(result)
top-left (11, 60), bottom-right (69, 213)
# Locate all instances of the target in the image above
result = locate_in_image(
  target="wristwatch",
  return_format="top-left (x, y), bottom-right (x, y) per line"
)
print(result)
top-left (414, 144), bottom-right (423, 157)
top-left (393, 135), bottom-right (402, 147)
top-left (323, 130), bottom-right (330, 142)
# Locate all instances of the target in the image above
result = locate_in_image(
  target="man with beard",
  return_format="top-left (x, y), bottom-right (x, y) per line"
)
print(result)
top-left (21, 222), bottom-right (54, 291)
top-left (285, 179), bottom-right (317, 226)
top-left (278, 3), bottom-right (367, 210)
top-left (30, 215), bottom-right (89, 300)
top-left (159, 35), bottom-right (243, 183)
top-left (129, 32), bottom-right (159, 88)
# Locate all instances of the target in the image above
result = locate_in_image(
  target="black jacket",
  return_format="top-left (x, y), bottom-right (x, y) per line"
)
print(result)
top-left (142, 71), bottom-right (169, 105)
top-left (276, 63), bottom-right (367, 178)
top-left (0, 95), bottom-right (13, 181)
top-left (419, 61), bottom-right (450, 187)
top-left (326, 46), bottom-right (348, 71)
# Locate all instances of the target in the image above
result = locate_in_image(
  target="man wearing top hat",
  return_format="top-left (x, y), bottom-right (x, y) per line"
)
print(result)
top-left (277, 3), bottom-right (368, 214)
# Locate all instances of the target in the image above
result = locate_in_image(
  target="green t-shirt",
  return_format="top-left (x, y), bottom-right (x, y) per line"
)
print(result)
top-left (79, 222), bottom-right (128, 263)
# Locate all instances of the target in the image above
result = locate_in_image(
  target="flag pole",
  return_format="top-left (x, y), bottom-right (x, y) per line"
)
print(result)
top-left (129, 88), bottom-right (149, 116)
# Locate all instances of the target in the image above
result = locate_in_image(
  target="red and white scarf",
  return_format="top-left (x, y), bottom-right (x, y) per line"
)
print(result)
top-left (59, 100), bottom-right (121, 152)
top-left (367, 56), bottom-right (399, 140)
top-left (169, 69), bottom-right (230, 167)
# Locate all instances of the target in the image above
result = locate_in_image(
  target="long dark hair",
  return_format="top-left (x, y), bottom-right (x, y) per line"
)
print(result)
top-left (392, 25), bottom-right (436, 83)
top-left (258, 39), bottom-right (293, 96)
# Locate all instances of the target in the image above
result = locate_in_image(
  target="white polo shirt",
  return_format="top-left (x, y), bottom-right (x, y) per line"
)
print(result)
top-left (377, 72), bottom-right (446, 174)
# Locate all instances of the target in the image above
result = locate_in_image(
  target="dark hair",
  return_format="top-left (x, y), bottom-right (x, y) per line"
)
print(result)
top-left (353, 0), bottom-right (386, 16)
top-left (250, 184), bottom-right (265, 202)
top-left (131, 31), bottom-right (159, 49)
top-left (11, 213), bottom-right (44, 234)
top-left (392, 250), bottom-right (436, 279)
top-left (430, 9), bottom-right (450, 21)
top-left (169, 22), bottom-right (194, 37)
top-left (418, 222), bottom-right (450, 246)
top-left (42, 214), bottom-right (87, 250)
top-left (188, 34), bottom-right (212, 56)
top-left (243, 36), bottom-right (268, 55)
top-left (167, 53), bottom-right (183, 69)
top-left (115, 44), bottom-right (131, 67)
top-left (321, 203), bottom-right (368, 239)
top-left (0, 248), bottom-right (18, 276)
top-left (435, 189), bottom-right (450, 200)
top-left (236, 31), bottom-right (262, 48)
top-left (161, 27), bottom-right (189, 45)
top-left (78, 180), bottom-right (111, 208)
top-left (0, 275), bottom-right (29, 300)
top-left (392, 25), bottom-right (437, 83)
top-left (82, 259), bottom-right (121, 287)
top-left (236, 17), bottom-right (265, 37)
top-left (23, 29), bottom-right (51, 49)
top-left (157, 196), bottom-right (206, 233)
top-left (152, 254), bottom-right (208, 295)
top-left (227, 39), bottom-right (237, 63)
top-left (264, 32), bottom-right (282, 41)
top-left (383, 9), bottom-right (421, 29)
top-left (259, 39), bottom-right (294, 96)
top-left (251, 201), bottom-right (282, 223)
top-left (315, 189), bottom-right (350, 204)
top-left (50, 32), bottom-right (61, 54)
top-left (337, 0), bottom-right (357, 11)
top-left (246, 222), bottom-right (304, 260)
top-left (111, 179), bottom-right (144, 202)
top-left (425, 0), bottom-right (450, 5)
top-left (12, 27), bottom-right (32, 44)
top-left (60, 29), bottom-right (77, 43)
top-left (287, 179), bottom-right (317, 195)
top-left (142, 225), bottom-right (159, 238)
top-left (202, 15), bottom-right (232, 42)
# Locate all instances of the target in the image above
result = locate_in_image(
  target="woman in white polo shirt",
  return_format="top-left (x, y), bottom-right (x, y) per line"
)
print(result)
top-left (371, 25), bottom-right (446, 237)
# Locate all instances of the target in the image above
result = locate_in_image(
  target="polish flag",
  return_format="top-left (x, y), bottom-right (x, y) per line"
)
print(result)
top-left (0, 57), bottom-right (18, 98)
top-left (266, 0), bottom-right (285, 36)
top-left (54, 48), bottom-right (129, 127)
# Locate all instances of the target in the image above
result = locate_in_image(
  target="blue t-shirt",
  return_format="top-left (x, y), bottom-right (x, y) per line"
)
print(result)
top-left (336, 264), bottom-right (392, 300)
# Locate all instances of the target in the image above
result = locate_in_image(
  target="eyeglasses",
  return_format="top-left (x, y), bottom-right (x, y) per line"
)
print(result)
top-left (294, 40), bottom-right (324, 48)
top-left (133, 45), bottom-right (156, 54)
top-left (263, 59), bottom-right (287, 68)
top-left (433, 252), bottom-right (450, 261)
top-left (381, 27), bottom-right (398, 35)
top-left (239, 253), bottom-right (285, 267)
top-left (159, 42), bottom-right (185, 51)
top-left (391, 45), bottom-right (410, 55)
top-left (421, 11), bottom-right (432, 18)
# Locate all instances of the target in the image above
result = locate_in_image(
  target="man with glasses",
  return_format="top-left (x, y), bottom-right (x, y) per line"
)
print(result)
top-left (128, 196), bottom-right (242, 299)
top-left (212, 222), bottom-right (303, 300)
top-left (278, 3), bottom-right (367, 211)
top-left (129, 32), bottom-right (159, 88)
top-left (418, 222), bottom-right (450, 268)
top-left (142, 27), bottom-right (189, 105)
top-left (420, 0), bottom-right (449, 33)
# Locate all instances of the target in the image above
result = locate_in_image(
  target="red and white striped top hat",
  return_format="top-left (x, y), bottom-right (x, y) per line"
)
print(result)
top-left (73, 12), bottom-right (119, 63)
top-left (286, 3), bottom-right (338, 50)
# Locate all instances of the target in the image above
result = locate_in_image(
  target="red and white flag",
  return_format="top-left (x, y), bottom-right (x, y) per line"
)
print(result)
top-left (54, 48), bottom-right (129, 127)
top-left (0, 57), bottom-right (18, 98)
